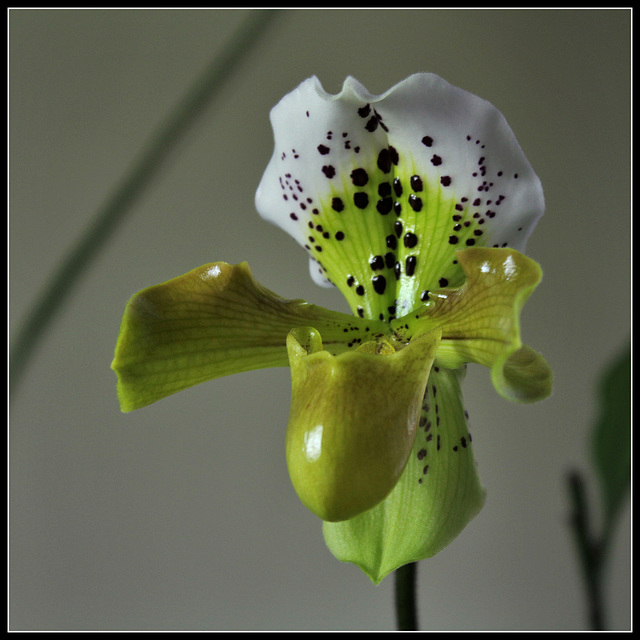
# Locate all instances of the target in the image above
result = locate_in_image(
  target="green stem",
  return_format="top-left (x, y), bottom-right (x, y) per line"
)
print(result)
top-left (395, 562), bottom-right (419, 631)
top-left (9, 9), bottom-right (282, 395)
top-left (567, 470), bottom-right (605, 630)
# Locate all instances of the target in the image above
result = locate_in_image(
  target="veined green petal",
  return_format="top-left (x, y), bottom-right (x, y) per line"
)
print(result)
top-left (112, 262), bottom-right (386, 412)
top-left (392, 247), bottom-right (552, 403)
top-left (286, 327), bottom-right (441, 522)
top-left (323, 367), bottom-right (486, 584)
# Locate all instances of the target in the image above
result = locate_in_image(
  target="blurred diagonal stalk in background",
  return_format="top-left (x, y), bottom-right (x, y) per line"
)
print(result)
top-left (9, 9), bottom-right (282, 394)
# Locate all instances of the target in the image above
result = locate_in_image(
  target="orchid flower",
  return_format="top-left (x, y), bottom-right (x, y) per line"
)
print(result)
top-left (112, 73), bottom-right (552, 584)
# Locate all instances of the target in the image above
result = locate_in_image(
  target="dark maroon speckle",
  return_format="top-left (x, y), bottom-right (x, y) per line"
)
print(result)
top-left (351, 168), bottom-right (369, 186)
top-left (354, 192), bottom-right (369, 209)
top-left (372, 275), bottom-right (387, 295)
top-left (405, 256), bottom-right (417, 276)
top-left (322, 165), bottom-right (335, 178)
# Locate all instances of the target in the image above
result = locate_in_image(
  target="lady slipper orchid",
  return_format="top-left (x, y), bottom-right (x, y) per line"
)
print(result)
top-left (112, 73), bottom-right (552, 584)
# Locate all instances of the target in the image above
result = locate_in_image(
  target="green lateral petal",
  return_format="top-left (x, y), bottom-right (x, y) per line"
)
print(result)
top-left (393, 247), bottom-right (552, 403)
top-left (112, 262), bottom-right (386, 412)
top-left (286, 327), bottom-right (441, 522)
top-left (323, 367), bottom-right (486, 584)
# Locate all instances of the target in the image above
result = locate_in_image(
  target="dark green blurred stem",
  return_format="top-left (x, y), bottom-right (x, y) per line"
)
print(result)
top-left (567, 471), bottom-right (605, 631)
top-left (395, 562), bottom-right (419, 631)
top-left (9, 9), bottom-right (282, 395)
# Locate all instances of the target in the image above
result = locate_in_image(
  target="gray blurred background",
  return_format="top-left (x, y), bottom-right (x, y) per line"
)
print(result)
top-left (9, 8), bottom-right (631, 631)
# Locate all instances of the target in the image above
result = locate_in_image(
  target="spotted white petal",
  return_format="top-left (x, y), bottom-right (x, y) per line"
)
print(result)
top-left (255, 74), bottom-right (544, 319)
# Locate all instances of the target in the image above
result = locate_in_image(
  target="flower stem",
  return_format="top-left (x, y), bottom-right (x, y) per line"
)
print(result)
top-left (567, 470), bottom-right (606, 630)
top-left (9, 9), bottom-right (282, 395)
top-left (394, 562), bottom-right (419, 631)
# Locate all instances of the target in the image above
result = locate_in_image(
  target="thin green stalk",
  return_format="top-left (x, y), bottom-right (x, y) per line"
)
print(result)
top-left (395, 562), bottom-right (419, 631)
top-left (9, 9), bottom-right (282, 394)
top-left (567, 471), bottom-right (605, 631)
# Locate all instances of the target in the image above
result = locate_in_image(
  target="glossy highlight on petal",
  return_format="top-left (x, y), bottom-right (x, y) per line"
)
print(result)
top-left (256, 74), bottom-right (544, 317)
top-left (285, 326), bottom-right (441, 522)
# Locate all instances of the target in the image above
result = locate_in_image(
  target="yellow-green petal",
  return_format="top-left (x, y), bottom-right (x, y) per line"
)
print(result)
top-left (392, 247), bottom-right (552, 403)
top-left (112, 262), bottom-right (386, 412)
top-left (286, 327), bottom-right (441, 522)
top-left (323, 367), bottom-right (485, 584)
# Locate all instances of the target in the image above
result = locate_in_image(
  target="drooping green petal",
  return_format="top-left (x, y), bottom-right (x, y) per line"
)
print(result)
top-left (255, 74), bottom-right (544, 317)
top-left (491, 344), bottom-right (553, 403)
top-left (323, 366), bottom-right (485, 584)
top-left (391, 247), bottom-right (552, 403)
top-left (286, 327), bottom-right (441, 522)
top-left (112, 262), bottom-right (386, 412)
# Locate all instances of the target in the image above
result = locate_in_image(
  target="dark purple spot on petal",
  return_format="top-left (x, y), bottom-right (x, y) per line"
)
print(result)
top-left (409, 194), bottom-right (422, 212)
top-left (350, 168), bottom-right (369, 186)
top-left (369, 255), bottom-right (384, 271)
top-left (377, 198), bottom-right (393, 215)
top-left (365, 116), bottom-right (379, 132)
top-left (354, 192), bottom-right (369, 209)
top-left (410, 175), bottom-right (423, 192)
top-left (372, 275), bottom-right (386, 295)
top-left (377, 148), bottom-right (391, 173)
top-left (405, 256), bottom-right (417, 276)
top-left (404, 232), bottom-right (418, 248)
top-left (322, 165), bottom-right (335, 178)
top-left (378, 182), bottom-right (391, 197)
